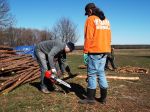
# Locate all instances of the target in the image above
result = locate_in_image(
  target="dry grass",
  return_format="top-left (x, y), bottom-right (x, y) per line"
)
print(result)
top-left (0, 49), bottom-right (150, 112)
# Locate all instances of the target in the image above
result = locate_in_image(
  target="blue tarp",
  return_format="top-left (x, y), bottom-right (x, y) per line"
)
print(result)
top-left (14, 45), bottom-right (35, 58)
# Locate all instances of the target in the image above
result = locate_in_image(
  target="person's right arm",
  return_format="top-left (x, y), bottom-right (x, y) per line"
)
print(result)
top-left (48, 47), bottom-right (61, 70)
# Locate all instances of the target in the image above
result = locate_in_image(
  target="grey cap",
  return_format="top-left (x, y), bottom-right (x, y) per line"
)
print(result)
top-left (66, 42), bottom-right (75, 51)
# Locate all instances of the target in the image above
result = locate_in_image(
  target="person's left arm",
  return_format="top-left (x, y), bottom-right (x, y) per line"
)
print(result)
top-left (59, 53), bottom-right (72, 75)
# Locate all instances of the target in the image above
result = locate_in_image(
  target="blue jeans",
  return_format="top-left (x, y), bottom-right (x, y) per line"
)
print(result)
top-left (87, 54), bottom-right (108, 89)
top-left (34, 48), bottom-right (48, 89)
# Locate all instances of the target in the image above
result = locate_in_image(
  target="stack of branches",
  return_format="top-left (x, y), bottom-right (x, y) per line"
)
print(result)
top-left (0, 45), bottom-right (40, 94)
top-left (116, 66), bottom-right (149, 74)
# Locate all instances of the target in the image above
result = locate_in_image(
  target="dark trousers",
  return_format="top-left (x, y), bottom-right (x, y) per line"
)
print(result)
top-left (105, 57), bottom-right (116, 69)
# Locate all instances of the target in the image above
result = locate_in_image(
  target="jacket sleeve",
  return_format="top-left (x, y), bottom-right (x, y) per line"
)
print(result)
top-left (84, 17), bottom-right (95, 53)
top-left (48, 47), bottom-right (61, 69)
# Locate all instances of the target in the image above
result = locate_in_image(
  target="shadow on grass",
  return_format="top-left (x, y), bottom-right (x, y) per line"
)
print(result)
top-left (57, 82), bottom-right (86, 99)
top-left (69, 83), bottom-right (87, 99)
top-left (30, 78), bottom-right (57, 91)
top-left (30, 77), bottom-right (87, 99)
top-left (29, 82), bottom-right (41, 91)
top-left (60, 73), bottom-right (87, 99)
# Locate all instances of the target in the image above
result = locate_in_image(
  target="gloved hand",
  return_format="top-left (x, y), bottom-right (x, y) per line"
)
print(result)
top-left (83, 53), bottom-right (88, 65)
top-left (51, 68), bottom-right (57, 74)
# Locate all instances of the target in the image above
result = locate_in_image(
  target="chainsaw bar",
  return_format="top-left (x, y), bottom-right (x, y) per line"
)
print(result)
top-left (51, 75), bottom-right (71, 88)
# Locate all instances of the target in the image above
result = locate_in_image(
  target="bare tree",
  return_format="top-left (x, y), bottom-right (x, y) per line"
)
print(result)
top-left (52, 17), bottom-right (79, 43)
top-left (0, 0), bottom-right (14, 28)
top-left (39, 29), bottom-right (53, 42)
top-left (0, 27), bottom-right (53, 46)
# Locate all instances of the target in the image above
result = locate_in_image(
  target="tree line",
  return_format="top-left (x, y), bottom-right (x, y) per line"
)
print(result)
top-left (0, 0), bottom-right (79, 47)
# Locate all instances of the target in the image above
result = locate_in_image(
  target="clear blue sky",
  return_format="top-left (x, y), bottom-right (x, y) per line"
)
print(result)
top-left (8, 0), bottom-right (150, 45)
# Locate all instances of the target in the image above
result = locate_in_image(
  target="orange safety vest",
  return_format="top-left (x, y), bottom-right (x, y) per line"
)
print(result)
top-left (84, 15), bottom-right (111, 53)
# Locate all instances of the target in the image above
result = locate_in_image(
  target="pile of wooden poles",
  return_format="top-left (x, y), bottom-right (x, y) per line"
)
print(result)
top-left (77, 64), bottom-right (149, 74)
top-left (116, 66), bottom-right (149, 74)
top-left (0, 45), bottom-right (40, 94)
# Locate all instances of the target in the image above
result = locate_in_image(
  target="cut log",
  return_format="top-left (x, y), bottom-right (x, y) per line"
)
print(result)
top-left (76, 75), bottom-right (140, 80)
top-left (78, 65), bottom-right (87, 69)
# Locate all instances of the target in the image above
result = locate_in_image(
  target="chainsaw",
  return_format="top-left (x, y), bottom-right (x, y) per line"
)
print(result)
top-left (45, 70), bottom-right (71, 88)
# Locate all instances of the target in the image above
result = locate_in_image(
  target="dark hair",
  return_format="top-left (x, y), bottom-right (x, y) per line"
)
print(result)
top-left (85, 3), bottom-right (96, 15)
top-left (93, 8), bottom-right (105, 20)
top-left (85, 3), bottom-right (105, 20)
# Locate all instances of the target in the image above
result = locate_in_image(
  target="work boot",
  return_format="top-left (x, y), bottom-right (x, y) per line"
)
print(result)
top-left (41, 87), bottom-right (50, 94)
top-left (99, 88), bottom-right (107, 104)
top-left (78, 88), bottom-right (96, 104)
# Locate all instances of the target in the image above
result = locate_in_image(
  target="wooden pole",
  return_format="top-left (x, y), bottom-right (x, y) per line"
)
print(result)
top-left (76, 75), bottom-right (140, 80)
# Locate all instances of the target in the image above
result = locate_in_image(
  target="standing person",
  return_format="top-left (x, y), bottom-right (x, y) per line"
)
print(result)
top-left (105, 47), bottom-right (117, 70)
top-left (79, 3), bottom-right (111, 104)
top-left (34, 39), bottom-right (75, 94)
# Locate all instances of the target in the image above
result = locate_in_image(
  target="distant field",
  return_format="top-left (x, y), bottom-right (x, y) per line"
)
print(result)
top-left (0, 49), bottom-right (150, 112)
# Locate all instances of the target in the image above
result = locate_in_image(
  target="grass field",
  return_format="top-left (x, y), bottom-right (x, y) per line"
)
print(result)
top-left (0, 49), bottom-right (150, 112)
